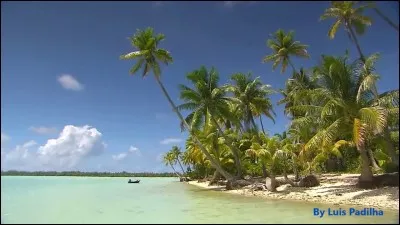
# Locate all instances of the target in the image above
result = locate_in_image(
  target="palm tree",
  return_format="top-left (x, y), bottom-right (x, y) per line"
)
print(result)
top-left (170, 146), bottom-right (186, 175)
top-left (289, 53), bottom-right (388, 188)
top-left (162, 151), bottom-right (181, 178)
top-left (227, 72), bottom-right (275, 132)
top-left (120, 27), bottom-right (234, 181)
top-left (262, 29), bottom-right (309, 74)
top-left (177, 66), bottom-right (243, 177)
top-left (320, 1), bottom-right (372, 62)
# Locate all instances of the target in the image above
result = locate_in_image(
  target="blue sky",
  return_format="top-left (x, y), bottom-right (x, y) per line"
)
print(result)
top-left (1, 1), bottom-right (398, 172)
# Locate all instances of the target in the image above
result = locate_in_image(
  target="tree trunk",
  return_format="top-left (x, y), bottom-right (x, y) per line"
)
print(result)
top-left (170, 164), bottom-right (182, 178)
top-left (154, 76), bottom-right (234, 181)
top-left (210, 116), bottom-right (243, 178)
top-left (209, 170), bottom-right (220, 186)
top-left (259, 116), bottom-right (266, 134)
top-left (288, 58), bottom-right (296, 74)
top-left (347, 24), bottom-right (365, 62)
top-left (250, 114), bottom-right (258, 131)
top-left (384, 129), bottom-right (399, 168)
top-left (261, 163), bottom-right (268, 178)
top-left (367, 148), bottom-right (381, 171)
top-left (357, 142), bottom-right (374, 186)
top-left (176, 158), bottom-right (186, 176)
top-left (373, 7), bottom-right (399, 32)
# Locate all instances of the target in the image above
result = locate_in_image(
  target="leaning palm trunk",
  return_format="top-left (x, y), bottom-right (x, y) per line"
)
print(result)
top-left (373, 7), bottom-right (399, 32)
top-left (209, 170), bottom-right (221, 186)
top-left (259, 116), bottom-right (266, 134)
top-left (210, 116), bottom-right (243, 178)
top-left (347, 24), bottom-right (365, 62)
top-left (154, 76), bottom-right (234, 181)
top-left (176, 158), bottom-right (186, 176)
top-left (170, 164), bottom-right (182, 178)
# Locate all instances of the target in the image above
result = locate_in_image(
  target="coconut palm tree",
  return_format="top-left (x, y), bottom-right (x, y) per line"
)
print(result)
top-left (177, 66), bottom-right (243, 177)
top-left (120, 27), bottom-right (233, 181)
top-left (170, 146), bottom-right (186, 175)
top-left (262, 29), bottom-right (310, 74)
top-left (289, 53), bottom-right (388, 188)
top-left (320, 1), bottom-right (372, 62)
top-left (162, 151), bottom-right (181, 178)
top-left (227, 72), bottom-right (275, 132)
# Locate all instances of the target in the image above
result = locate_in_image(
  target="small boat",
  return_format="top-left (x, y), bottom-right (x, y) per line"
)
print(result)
top-left (128, 179), bottom-right (140, 184)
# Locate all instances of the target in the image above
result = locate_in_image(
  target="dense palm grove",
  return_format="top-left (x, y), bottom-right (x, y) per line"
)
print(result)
top-left (121, 2), bottom-right (399, 189)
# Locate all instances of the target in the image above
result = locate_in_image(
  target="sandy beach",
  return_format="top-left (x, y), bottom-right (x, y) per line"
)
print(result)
top-left (187, 174), bottom-right (399, 211)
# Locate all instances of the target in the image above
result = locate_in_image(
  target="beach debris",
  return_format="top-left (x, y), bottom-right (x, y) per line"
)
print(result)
top-left (297, 174), bottom-right (320, 187)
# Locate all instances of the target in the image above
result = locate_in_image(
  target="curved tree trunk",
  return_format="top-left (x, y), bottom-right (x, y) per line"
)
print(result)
top-left (210, 116), bottom-right (243, 178)
top-left (373, 7), bottom-right (399, 32)
top-left (209, 170), bottom-right (220, 186)
top-left (287, 58), bottom-right (296, 74)
top-left (170, 164), bottom-right (182, 178)
top-left (154, 76), bottom-right (234, 181)
top-left (259, 116), bottom-right (266, 134)
top-left (347, 25), bottom-right (365, 63)
top-left (176, 158), bottom-right (186, 176)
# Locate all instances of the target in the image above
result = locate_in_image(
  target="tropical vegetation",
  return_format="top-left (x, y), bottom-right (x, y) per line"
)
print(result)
top-left (121, 1), bottom-right (398, 189)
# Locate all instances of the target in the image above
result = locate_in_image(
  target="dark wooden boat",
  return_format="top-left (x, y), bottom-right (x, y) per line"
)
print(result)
top-left (128, 179), bottom-right (140, 184)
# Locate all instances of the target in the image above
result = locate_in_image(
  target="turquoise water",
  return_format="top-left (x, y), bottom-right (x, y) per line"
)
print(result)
top-left (1, 176), bottom-right (398, 224)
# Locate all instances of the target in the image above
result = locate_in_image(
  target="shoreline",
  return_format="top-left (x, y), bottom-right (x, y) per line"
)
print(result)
top-left (187, 174), bottom-right (399, 211)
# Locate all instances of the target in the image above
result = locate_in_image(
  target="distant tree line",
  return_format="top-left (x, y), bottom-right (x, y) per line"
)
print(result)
top-left (0, 170), bottom-right (177, 177)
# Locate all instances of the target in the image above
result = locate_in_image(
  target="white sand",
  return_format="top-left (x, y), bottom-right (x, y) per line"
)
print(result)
top-left (187, 174), bottom-right (399, 210)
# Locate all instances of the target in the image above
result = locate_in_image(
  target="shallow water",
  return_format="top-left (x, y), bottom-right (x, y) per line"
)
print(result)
top-left (1, 176), bottom-right (398, 224)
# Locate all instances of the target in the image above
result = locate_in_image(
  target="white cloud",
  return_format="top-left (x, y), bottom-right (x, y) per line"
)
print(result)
top-left (23, 140), bottom-right (37, 148)
top-left (112, 153), bottom-right (128, 161)
top-left (128, 146), bottom-right (141, 156)
top-left (160, 138), bottom-right (182, 145)
top-left (37, 125), bottom-right (106, 169)
top-left (29, 126), bottom-right (58, 135)
top-left (1, 132), bottom-right (10, 143)
top-left (57, 74), bottom-right (84, 91)
top-left (4, 140), bottom-right (40, 171)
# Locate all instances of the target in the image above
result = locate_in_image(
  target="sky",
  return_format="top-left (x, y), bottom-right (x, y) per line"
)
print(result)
top-left (1, 1), bottom-right (399, 173)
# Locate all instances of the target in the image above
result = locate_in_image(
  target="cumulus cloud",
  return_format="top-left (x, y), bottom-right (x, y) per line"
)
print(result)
top-left (128, 146), bottom-right (141, 156)
top-left (57, 74), bottom-right (84, 91)
top-left (160, 138), bottom-right (182, 145)
top-left (4, 140), bottom-right (40, 171)
top-left (112, 153), bottom-right (128, 161)
top-left (29, 126), bottom-right (58, 135)
top-left (37, 125), bottom-right (106, 168)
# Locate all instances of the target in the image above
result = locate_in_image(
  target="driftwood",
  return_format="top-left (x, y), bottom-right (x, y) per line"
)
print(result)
top-left (357, 172), bottom-right (399, 189)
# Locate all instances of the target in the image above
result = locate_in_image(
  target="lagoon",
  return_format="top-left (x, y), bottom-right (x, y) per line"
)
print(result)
top-left (1, 176), bottom-right (398, 224)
